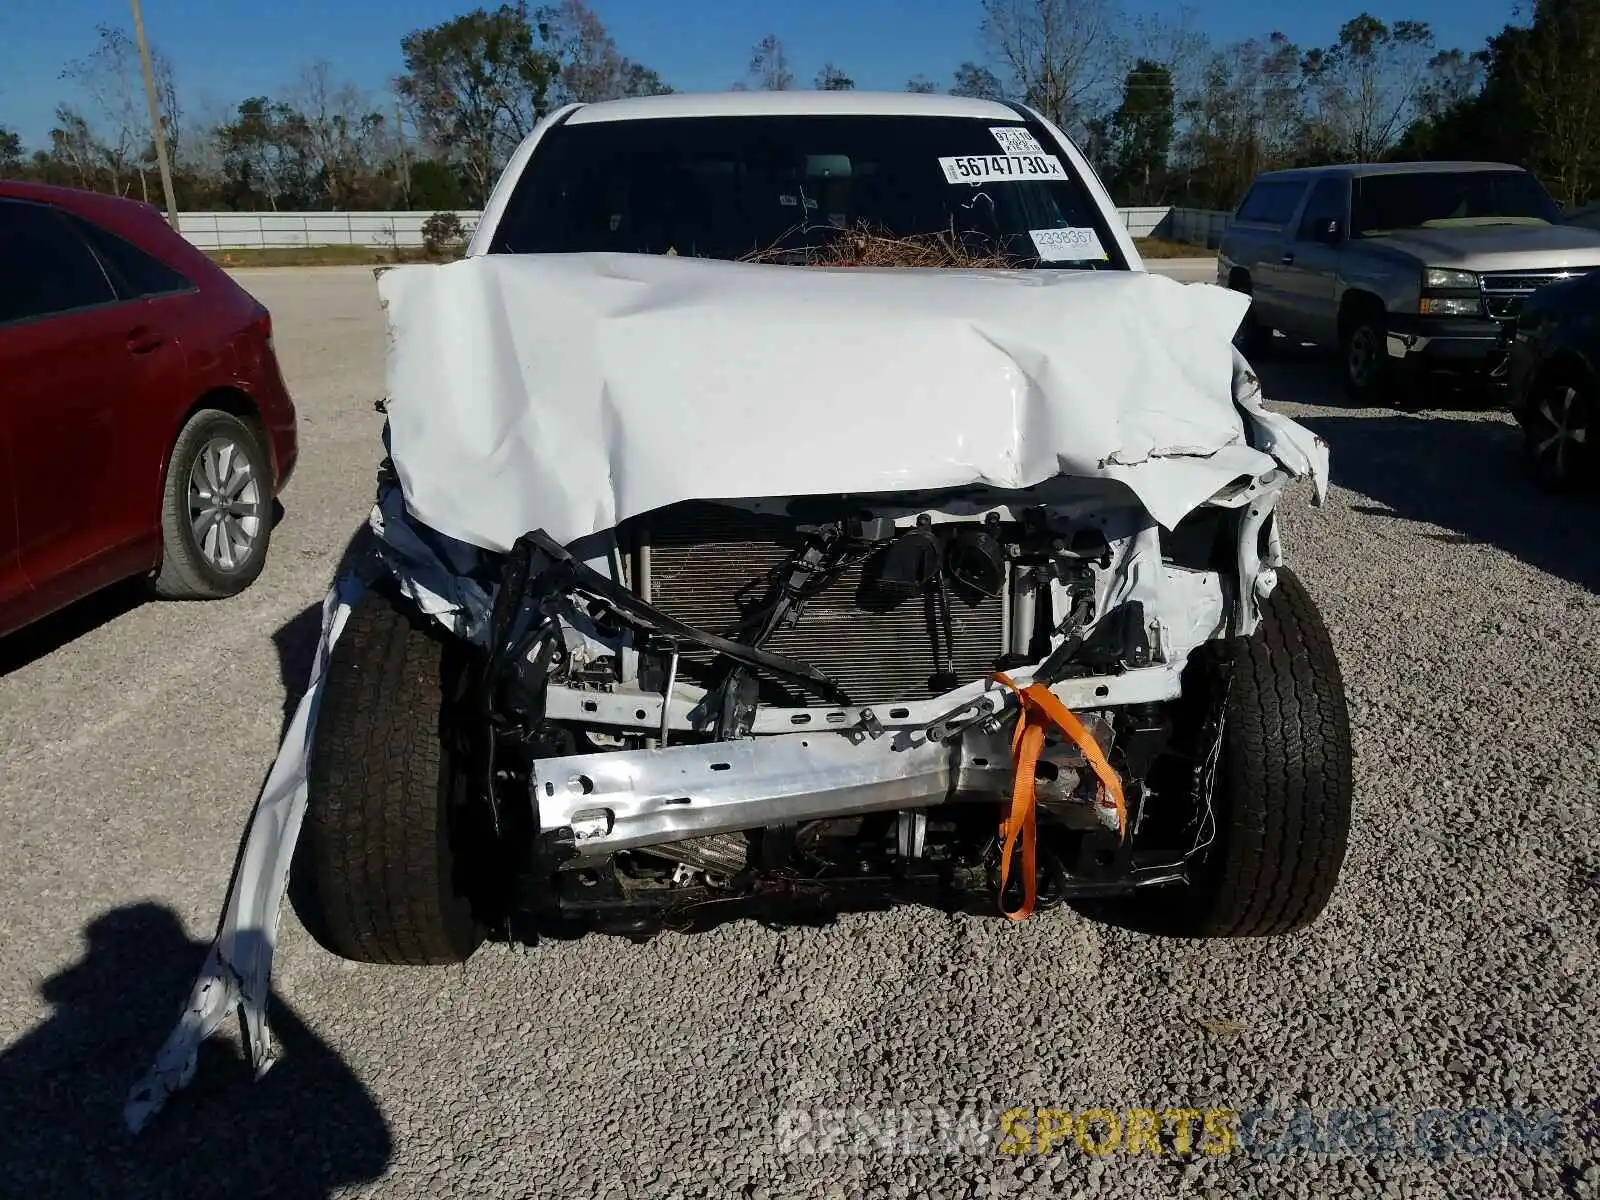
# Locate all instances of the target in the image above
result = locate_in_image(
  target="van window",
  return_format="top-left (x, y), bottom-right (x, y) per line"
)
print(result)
top-left (1235, 180), bottom-right (1307, 227)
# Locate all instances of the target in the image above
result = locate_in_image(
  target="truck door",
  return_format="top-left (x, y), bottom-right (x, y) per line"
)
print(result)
top-left (1276, 177), bottom-right (1349, 346)
top-left (1232, 179), bottom-right (1310, 334)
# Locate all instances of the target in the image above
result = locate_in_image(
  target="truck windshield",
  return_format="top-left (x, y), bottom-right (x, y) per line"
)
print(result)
top-left (1352, 171), bottom-right (1561, 235)
top-left (486, 113), bottom-right (1126, 269)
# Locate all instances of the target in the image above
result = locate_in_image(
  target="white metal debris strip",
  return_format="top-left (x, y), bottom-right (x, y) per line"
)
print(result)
top-left (124, 569), bottom-right (362, 1131)
top-left (127, 253), bottom-right (1329, 1129)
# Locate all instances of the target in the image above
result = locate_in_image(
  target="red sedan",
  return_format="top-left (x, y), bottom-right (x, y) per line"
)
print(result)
top-left (0, 182), bottom-right (298, 639)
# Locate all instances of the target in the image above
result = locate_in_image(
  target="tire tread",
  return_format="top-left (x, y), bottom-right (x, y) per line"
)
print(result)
top-left (303, 590), bottom-right (482, 965)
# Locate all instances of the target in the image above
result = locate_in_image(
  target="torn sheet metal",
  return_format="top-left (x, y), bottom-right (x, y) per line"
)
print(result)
top-left (378, 254), bottom-right (1311, 553)
top-left (125, 570), bottom-right (367, 1132)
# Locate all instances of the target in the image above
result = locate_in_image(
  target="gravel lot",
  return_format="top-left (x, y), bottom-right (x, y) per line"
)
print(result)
top-left (1, 264), bottom-right (1596, 1199)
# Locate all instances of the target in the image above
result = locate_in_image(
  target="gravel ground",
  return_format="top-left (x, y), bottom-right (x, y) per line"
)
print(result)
top-left (0, 264), bottom-right (1595, 1199)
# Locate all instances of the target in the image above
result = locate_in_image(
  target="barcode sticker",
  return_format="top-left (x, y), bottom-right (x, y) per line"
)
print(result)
top-left (1030, 227), bottom-right (1108, 261)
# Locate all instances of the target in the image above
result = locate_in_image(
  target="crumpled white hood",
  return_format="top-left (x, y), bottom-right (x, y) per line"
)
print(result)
top-left (380, 254), bottom-right (1312, 550)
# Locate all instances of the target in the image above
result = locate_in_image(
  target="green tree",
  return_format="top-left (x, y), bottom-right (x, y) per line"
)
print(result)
top-left (1507, 0), bottom-right (1600, 207)
top-left (0, 126), bottom-right (23, 176)
top-left (950, 61), bottom-right (1005, 101)
top-left (815, 63), bottom-right (855, 91)
top-left (216, 96), bottom-right (317, 210)
top-left (397, 2), bottom-right (558, 206)
top-left (905, 75), bottom-right (939, 94)
top-left (408, 157), bottom-right (469, 209)
top-left (1106, 58), bottom-right (1174, 203)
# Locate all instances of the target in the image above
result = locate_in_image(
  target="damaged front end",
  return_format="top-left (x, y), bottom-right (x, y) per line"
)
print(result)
top-left (371, 407), bottom-right (1308, 936)
top-left (128, 254), bottom-right (1340, 1131)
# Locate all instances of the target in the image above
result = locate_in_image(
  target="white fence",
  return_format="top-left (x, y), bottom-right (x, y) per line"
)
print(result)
top-left (178, 210), bottom-right (480, 251)
top-left (177, 206), bottom-right (1232, 252)
top-left (1115, 206), bottom-right (1173, 238)
top-left (1165, 207), bottom-right (1232, 249)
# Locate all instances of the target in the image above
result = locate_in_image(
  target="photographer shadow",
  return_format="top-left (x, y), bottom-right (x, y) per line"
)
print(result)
top-left (0, 902), bottom-right (391, 1199)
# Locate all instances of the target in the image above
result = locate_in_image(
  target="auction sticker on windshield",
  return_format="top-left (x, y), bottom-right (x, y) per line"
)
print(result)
top-left (1030, 226), bottom-right (1107, 261)
top-left (939, 154), bottom-right (1068, 184)
top-left (990, 126), bottom-right (1046, 155)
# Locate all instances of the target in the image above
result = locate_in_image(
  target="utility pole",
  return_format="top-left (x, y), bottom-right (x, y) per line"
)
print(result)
top-left (396, 100), bottom-right (411, 209)
top-left (129, 0), bottom-right (180, 229)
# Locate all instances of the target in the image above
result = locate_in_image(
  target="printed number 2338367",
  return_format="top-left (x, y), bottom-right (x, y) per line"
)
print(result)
top-left (938, 154), bottom-right (1068, 184)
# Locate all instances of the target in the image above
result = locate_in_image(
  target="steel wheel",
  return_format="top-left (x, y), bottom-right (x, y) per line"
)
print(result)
top-left (186, 435), bottom-right (264, 572)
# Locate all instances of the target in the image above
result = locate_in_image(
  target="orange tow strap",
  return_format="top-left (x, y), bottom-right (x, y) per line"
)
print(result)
top-left (992, 673), bottom-right (1128, 921)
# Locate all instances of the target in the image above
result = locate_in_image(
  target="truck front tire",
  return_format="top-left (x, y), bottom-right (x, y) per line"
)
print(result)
top-left (302, 589), bottom-right (486, 965)
top-left (1092, 569), bottom-right (1354, 937)
top-left (1341, 308), bottom-right (1392, 402)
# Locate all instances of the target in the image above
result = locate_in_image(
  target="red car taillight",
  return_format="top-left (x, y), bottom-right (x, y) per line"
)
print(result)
top-left (252, 308), bottom-right (275, 355)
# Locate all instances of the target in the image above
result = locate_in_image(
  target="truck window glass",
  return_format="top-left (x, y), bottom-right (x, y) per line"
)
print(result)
top-left (1236, 180), bottom-right (1305, 227)
top-left (1352, 171), bottom-right (1561, 235)
top-left (488, 114), bottom-right (1126, 269)
top-left (1296, 178), bottom-right (1347, 240)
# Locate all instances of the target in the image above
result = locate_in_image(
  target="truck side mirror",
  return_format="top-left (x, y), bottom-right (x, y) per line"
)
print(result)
top-left (1316, 219), bottom-right (1343, 244)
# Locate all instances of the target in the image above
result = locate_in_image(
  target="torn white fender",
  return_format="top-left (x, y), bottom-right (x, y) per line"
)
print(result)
top-left (124, 570), bottom-right (367, 1133)
top-left (1231, 348), bottom-right (1330, 506)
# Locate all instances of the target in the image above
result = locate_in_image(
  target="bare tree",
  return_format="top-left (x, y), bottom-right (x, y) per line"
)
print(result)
top-left (59, 24), bottom-right (181, 200)
top-left (180, 90), bottom-right (233, 185)
top-left (744, 35), bottom-right (794, 91)
top-left (1301, 15), bottom-right (1435, 161)
top-left (48, 106), bottom-right (101, 189)
top-left (979, 0), bottom-right (1126, 132)
top-left (546, 0), bottom-right (672, 102)
top-left (1133, 6), bottom-right (1211, 102)
top-left (292, 60), bottom-right (391, 209)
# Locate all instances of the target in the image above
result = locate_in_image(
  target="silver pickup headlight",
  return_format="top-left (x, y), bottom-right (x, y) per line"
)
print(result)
top-left (1420, 266), bottom-right (1483, 316)
top-left (1423, 267), bottom-right (1480, 290)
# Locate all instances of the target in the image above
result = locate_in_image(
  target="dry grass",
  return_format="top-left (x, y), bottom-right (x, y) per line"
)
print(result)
top-left (207, 233), bottom-right (1208, 270)
top-left (205, 245), bottom-right (459, 268)
top-left (1134, 236), bottom-right (1211, 258)
top-left (742, 223), bottom-right (1211, 268)
top-left (742, 223), bottom-right (1022, 269)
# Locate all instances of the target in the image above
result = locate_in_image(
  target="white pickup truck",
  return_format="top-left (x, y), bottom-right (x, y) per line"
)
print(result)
top-left (132, 91), bottom-right (1355, 1131)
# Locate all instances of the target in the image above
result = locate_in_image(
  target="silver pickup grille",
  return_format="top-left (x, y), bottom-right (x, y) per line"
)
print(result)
top-left (1480, 270), bottom-right (1593, 320)
top-left (635, 502), bottom-right (1006, 706)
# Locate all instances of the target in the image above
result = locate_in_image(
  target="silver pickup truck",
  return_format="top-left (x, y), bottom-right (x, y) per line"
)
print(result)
top-left (1218, 161), bottom-right (1600, 399)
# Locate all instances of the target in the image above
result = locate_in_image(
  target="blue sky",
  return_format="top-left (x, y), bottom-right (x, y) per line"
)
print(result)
top-left (1, 0), bottom-right (1519, 147)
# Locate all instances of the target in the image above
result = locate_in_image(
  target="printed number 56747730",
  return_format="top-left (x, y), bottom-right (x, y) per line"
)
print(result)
top-left (938, 154), bottom-right (1068, 184)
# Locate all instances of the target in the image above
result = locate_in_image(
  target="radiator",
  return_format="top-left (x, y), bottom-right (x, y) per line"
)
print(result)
top-left (636, 502), bottom-right (1007, 706)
